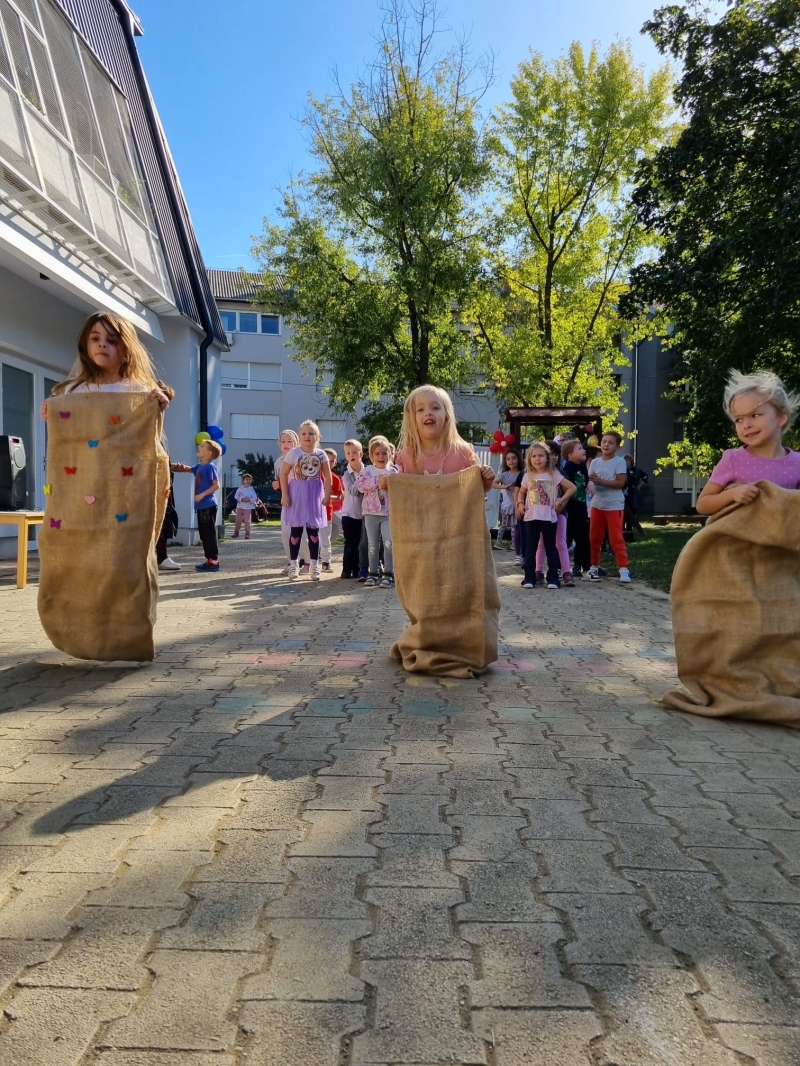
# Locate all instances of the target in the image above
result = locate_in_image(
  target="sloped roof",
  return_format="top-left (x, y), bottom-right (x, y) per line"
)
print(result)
top-left (208, 269), bottom-right (288, 303)
top-left (54, 0), bottom-right (226, 347)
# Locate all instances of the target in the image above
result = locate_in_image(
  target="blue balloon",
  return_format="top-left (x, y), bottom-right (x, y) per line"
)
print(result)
top-left (220, 442), bottom-right (227, 455)
top-left (207, 424), bottom-right (224, 441)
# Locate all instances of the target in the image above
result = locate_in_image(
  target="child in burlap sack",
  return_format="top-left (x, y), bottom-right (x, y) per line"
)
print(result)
top-left (696, 370), bottom-right (800, 513)
top-left (41, 313), bottom-right (171, 417)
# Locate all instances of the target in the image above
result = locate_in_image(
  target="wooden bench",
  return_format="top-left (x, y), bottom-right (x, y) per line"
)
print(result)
top-left (0, 511), bottom-right (44, 589)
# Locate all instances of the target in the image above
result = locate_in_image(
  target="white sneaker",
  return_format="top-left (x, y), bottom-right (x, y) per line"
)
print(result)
top-left (289, 562), bottom-right (300, 580)
top-left (587, 566), bottom-right (602, 581)
top-left (159, 557), bottom-right (181, 571)
top-left (514, 555), bottom-right (523, 564)
top-left (281, 562), bottom-right (293, 575)
top-left (619, 567), bottom-right (632, 583)
top-left (311, 562), bottom-right (322, 581)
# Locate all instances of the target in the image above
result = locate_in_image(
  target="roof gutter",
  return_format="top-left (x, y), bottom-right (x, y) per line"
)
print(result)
top-left (111, 0), bottom-right (215, 429)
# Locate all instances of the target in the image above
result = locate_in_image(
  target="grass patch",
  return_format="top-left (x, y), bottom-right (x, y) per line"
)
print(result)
top-left (625, 521), bottom-right (699, 592)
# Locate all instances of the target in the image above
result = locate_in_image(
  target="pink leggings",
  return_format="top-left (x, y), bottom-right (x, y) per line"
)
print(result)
top-left (535, 512), bottom-right (570, 573)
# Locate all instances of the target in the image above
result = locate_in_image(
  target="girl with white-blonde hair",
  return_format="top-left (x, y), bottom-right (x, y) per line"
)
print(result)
top-left (697, 370), bottom-right (800, 516)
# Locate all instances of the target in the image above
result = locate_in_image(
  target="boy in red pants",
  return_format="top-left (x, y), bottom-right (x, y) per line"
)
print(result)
top-left (587, 431), bottom-right (631, 583)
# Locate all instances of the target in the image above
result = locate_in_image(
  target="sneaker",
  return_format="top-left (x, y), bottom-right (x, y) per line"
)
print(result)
top-left (380, 575), bottom-right (395, 589)
top-left (357, 569), bottom-right (368, 582)
top-left (573, 568), bottom-right (583, 580)
top-left (546, 581), bottom-right (560, 590)
top-left (301, 563), bottom-right (310, 575)
top-left (195, 561), bottom-right (220, 573)
top-left (281, 562), bottom-right (293, 575)
top-left (364, 575), bottom-right (379, 588)
top-left (492, 541), bottom-right (502, 551)
top-left (521, 580), bottom-right (534, 589)
top-left (231, 534), bottom-right (239, 539)
top-left (598, 566), bottom-right (608, 577)
top-left (514, 555), bottom-right (523, 564)
top-left (289, 562), bottom-right (300, 580)
top-left (535, 571), bottom-right (545, 585)
top-left (340, 569), bottom-right (354, 579)
top-left (159, 557), bottom-right (181, 571)
top-left (619, 567), bottom-right (632, 583)
top-left (562, 571), bottom-right (575, 587)
top-left (321, 561), bottom-right (333, 573)
top-left (587, 566), bottom-right (602, 581)
top-left (311, 562), bottom-right (322, 581)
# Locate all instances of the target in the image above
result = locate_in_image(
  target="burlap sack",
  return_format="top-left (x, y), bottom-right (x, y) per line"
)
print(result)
top-left (662, 480), bottom-right (800, 726)
top-left (388, 466), bottom-right (500, 678)
top-left (38, 392), bottom-right (169, 662)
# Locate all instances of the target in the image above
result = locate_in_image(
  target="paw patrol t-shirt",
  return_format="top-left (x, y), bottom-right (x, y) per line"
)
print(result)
top-left (285, 447), bottom-right (329, 482)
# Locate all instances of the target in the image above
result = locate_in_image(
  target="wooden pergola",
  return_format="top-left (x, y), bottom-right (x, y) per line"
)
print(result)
top-left (505, 406), bottom-right (603, 444)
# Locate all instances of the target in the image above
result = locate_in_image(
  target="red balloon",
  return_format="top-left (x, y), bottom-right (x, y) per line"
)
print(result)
top-left (584, 424), bottom-right (594, 433)
top-left (489, 441), bottom-right (502, 453)
top-left (492, 429), bottom-right (505, 442)
top-left (504, 433), bottom-right (516, 445)
top-left (499, 440), bottom-right (508, 449)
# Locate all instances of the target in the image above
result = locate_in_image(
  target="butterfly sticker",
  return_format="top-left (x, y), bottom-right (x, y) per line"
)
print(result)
top-left (115, 513), bottom-right (128, 522)
top-left (50, 518), bottom-right (62, 529)
top-left (121, 467), bottom-right (133, 476)
top-left (43, 484), bottom-right (52, 495)
top-left (85, 495), bottom-right (96, 504)
top-left (64, 467), bottom-right (77, 475)
top-left (59, 411), bottom-right (70, 419)
top-left (109, 416), bottom-right (121, 425)
top-left (87, 440), bottom-right (99, 448)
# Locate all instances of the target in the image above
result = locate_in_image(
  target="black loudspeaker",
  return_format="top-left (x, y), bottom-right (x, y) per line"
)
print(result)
top-left (0, 435), bottom-right (27, 510)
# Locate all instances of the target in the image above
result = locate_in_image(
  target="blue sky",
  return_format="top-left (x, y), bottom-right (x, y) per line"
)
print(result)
top-left (133, 0), bottom-right (670, 271)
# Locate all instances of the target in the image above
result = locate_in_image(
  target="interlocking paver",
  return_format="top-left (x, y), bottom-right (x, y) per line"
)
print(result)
top-left (2, 529), bottom-right (799, 1064)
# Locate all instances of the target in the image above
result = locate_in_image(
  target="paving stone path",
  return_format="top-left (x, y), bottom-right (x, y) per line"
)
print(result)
top-left (0, 528), bottom-right (799, 1066)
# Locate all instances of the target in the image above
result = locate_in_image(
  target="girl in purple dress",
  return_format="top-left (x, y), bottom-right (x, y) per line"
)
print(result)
top-left (279, 419), bottom-right (332, 580)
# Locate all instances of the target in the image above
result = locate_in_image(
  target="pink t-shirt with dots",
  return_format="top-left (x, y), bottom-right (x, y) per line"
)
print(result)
top-left (708, 447), bottom-right (800, 490)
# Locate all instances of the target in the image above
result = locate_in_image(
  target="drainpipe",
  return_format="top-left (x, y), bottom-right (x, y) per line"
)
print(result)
top-left (113, 0), bottom-right (216, 429)
top-left (632, 340), bottom-right (639, 465)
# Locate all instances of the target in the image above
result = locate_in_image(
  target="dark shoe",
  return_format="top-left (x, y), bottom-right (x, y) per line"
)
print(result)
top-left (535, 571), bottom-right (545, 585)
top-left (195, 561), bottom-right (220, 572)
top-left (357, 569), bottom-right (368, 582)
top-left (321, 561), bottom-right (333, 573)
top-left (563, 571), bottom-right (575, 587)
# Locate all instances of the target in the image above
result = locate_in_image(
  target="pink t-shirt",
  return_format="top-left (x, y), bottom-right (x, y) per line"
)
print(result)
top-left (708, 447), bottom-right (800, 490)
top-left (521, 471), bottom-right (565, 523)
top-left (395, 442), bottom-right (477, 475)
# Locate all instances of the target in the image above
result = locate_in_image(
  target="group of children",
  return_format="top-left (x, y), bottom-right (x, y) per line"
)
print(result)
top-left (265, 386), bottom-right (494, 585)
top-left (492, 429), bottom-right (633, 589)
top-left (39, 311), bottom-right (799, 606)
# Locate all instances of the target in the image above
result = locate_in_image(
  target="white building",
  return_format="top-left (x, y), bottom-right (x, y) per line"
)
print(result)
top-left (0, 0), bottom-right (226, 556)
top-left (209, 268), bottom-right (503, 486)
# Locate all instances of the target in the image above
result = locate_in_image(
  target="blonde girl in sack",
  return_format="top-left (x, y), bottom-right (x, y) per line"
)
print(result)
top-left (696, 370), bottom-right (800, 514)
top-left (516, 442), bottom-right (575, 589)
top-left (273, 428), bottom-right (308, 574)
top-left (41, 312), bottom-right (171, 414)
top-left (393, 385), bottom-right (495, 487)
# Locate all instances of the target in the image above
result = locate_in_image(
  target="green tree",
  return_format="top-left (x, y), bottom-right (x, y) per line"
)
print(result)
top-left (626, 0), bottom-right (800, 449)
top-left (468, 43), bottom-right (673, 418)
top-left (252, 0), bottom-right (494, 440)
top-left (235, 452), bottom-right (275, 486)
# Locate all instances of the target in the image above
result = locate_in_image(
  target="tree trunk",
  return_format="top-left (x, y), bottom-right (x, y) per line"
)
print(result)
top-left (418, 325), bottom-right (430, 385)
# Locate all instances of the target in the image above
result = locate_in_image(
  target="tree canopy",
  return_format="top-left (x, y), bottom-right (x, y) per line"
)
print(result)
top-left (627, 0), bottom-right (800, 448)
top-left (468, 42), bottom-right (673, 419)
top-left (252, 0), bottom-right (493, 439)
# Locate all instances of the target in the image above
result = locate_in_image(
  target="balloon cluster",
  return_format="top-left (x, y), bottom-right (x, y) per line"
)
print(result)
top-left (489, 429), bottom-right (516, 454)
top-left (195, 424), bottom-right (227, 455)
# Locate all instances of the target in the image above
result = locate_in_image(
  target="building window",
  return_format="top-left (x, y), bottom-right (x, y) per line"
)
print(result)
top-left (316, 418), bottom-right (348, 441)
top-left (0, 0), bottom-right (170, 298)
top-left (230, 413), bottom-right (279, 439)
top-left (221, 361), bottom-right (281, 390)
top-left (216, 310), bottom-right (281, 335)
top-left (673, 418), bottom-right (685, 442)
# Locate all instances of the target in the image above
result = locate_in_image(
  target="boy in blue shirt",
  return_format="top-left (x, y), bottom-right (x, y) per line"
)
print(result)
top-left (176, 439), bottom-right (222, 572)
